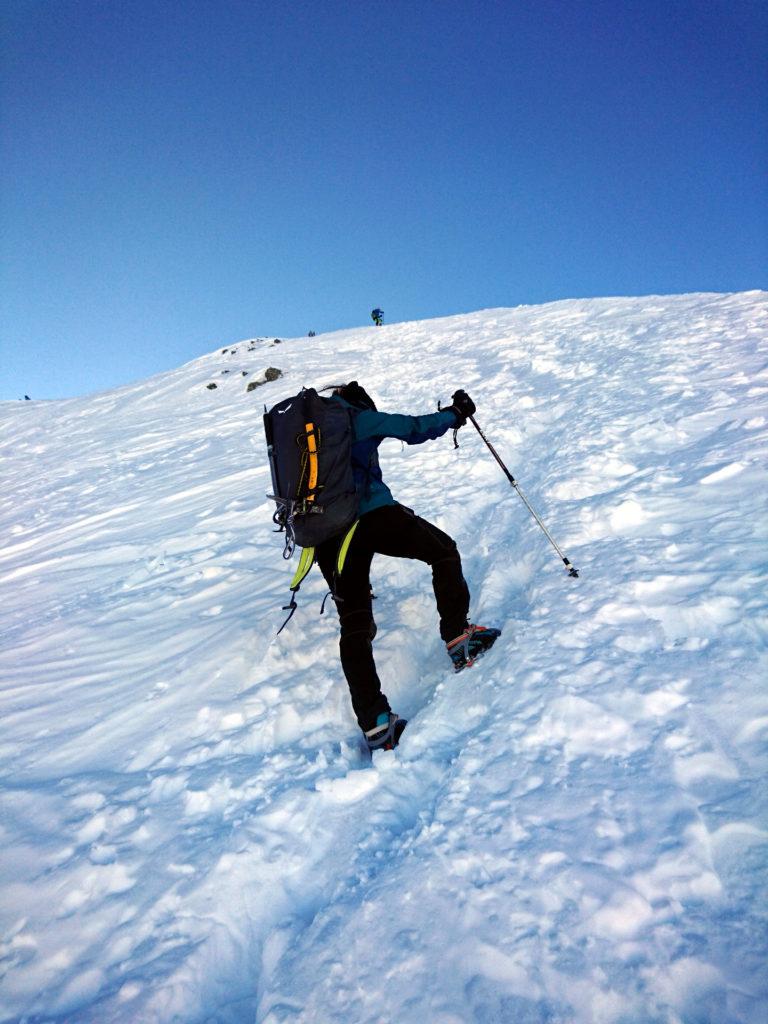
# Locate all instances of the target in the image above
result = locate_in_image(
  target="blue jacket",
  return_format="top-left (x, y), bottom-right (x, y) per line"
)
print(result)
top-left (331, 396), bottom-right (460, 516)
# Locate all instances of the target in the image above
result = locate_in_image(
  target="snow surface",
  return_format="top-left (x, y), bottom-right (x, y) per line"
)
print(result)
top-left (1, 292), bottom-right (767, 1024)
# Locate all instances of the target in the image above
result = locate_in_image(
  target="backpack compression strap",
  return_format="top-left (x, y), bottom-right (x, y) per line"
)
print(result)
top-left (279, 420), bottom-right (320, 560)
top-left (296, 421), bottom-right (320, 504)
top-left (304, 421), bottom-right (318, 501)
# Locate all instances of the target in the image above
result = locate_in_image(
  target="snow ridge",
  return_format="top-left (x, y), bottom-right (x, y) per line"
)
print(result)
top-left (1, 293), bottom-right (767, 1023)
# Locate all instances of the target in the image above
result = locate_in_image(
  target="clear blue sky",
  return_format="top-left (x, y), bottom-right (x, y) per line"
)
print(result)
top-left (2, 0), bottom-right (766, 400)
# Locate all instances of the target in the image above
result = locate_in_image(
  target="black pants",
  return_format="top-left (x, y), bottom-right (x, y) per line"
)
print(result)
top-left (316, 503), bottom-right (470, 732)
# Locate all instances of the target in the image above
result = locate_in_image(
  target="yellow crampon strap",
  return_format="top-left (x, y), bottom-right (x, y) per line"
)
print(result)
top-left (336, 520), bottom-right (360, 575)
top-left (289, 546), bottom-right (315, 591)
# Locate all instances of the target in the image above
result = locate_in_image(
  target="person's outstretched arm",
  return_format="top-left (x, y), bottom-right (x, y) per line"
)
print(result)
top-left (354, 407), bottom-right (460, 446)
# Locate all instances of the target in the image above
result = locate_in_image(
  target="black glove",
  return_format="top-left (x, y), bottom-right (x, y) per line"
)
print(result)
top-left (445, 389), bottom-right (476, 427)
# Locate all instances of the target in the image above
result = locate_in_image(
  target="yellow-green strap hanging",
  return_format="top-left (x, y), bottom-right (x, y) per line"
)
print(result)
top-left (287, 520), bottom-right (358, 595)
top-left (289, 546), bottom-right (315, 591)
top-left (336, 520), bottom-right (360, 575)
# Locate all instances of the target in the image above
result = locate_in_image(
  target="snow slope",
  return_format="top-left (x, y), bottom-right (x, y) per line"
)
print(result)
top-left (1, 293), bottom-right (767, 1024)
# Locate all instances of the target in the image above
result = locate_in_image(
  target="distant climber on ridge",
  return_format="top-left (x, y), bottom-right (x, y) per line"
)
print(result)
top-left (371, 308), bottom-right (384, 326)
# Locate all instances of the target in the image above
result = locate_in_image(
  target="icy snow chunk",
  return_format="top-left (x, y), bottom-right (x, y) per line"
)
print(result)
top-left (75, 814), bottom-right (107, 845)
top-left (118, 981), bottom-right (142, 1002)
top-left (608, 498), bottom-right (647, 531)
top-left (0, 922), bottom-right (37, 969)
top-left (649, 956), bottom-right (724, 1015)
top-left (739, 716), bottom-right (768, 742)
top-left (641, 595), bottom-right (741, 640)
top-left (59, 863), bottom-right (136, 915)
top-left (522, 695), bottom-right (640, 758)
top-left (633, 822), bottom-right (724, 903)
top-left (183, 777), bottom-right (237, 816)
top-left (538, 851), bottom-right (568, 868)
top-left (116, 807), bottom-right (139, 829)
top-left (590, 889), bottom-right (654, 938)
top-left (220, 711), bottom-right (245, 730)
top-left (699, 460), bottom-right (748, 484)
top-left (613, 631), bottom-right (660, 654)
top-left (71, 791), bottom-right (106, 812)
top-left (167, 862), bottom-right (196, 875)
top-left (316, 770), bottom-right (380, 804)
top-left (148, 772), bottom-right (188, 803)
top-left (50, 968), bottom-right (106, 1015)
top-left (466, 939), bottom-right (530, 988)
top-left (551, 455), bottom-right (638, 500)
top-left (673, 750), bottom-right (740, 787)
top-left (88, 843), bottom-right (117, 865)
top-left (641, 688), bottom-right (688, 717)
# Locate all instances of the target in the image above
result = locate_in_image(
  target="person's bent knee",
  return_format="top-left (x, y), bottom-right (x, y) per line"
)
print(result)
top-left (432, 546), bottom-right (461, 571)
top-left (421, 522), bottom-right (459, 563)
top-left (339, 608), bottom-right (376, 642)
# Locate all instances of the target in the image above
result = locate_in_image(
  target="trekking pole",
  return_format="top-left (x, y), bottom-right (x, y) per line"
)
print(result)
top-left (468, 414), bottom-right (579, 579)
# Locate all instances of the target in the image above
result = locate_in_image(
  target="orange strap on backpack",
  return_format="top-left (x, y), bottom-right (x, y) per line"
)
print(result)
top-left (305, 422), bottom-right (318, 500)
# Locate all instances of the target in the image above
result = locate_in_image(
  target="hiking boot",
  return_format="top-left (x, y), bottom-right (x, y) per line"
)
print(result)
top-left (364, 712), bottom-right (407, 752)
top-left (446, 624), bottom-right (501, 672)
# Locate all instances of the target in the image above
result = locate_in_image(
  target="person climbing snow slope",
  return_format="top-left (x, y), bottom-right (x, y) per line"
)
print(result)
top-left (316, 381), bottom-right (500, 751)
